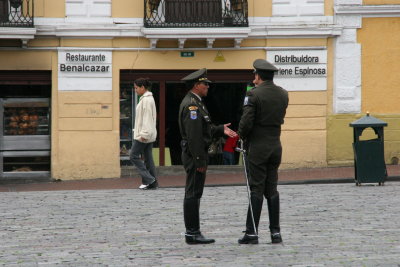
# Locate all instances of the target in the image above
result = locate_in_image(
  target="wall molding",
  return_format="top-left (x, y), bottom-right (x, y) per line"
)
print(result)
top-left (335, 5), bottom-right (400, 17)
top-left (0, 28), bottom-right (36, 47)
top-left (33, 16), bottom-right (343, 40)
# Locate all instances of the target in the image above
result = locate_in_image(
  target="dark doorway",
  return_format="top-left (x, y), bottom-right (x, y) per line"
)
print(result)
top-left (165, 82), bottom-right (247, 165)
top-left (203, 82), bottom-right (247, 165)
top-left (120, 69), bottom-right (253, 166)
top-left (204, 82), bottom-right (247, 130)
top-left (119, 81), bottom-right (160, 166)
top-left (165, 82), bottom-right (187, 165)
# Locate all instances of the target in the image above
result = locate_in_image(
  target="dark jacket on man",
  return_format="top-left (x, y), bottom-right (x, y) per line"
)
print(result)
top-left (179, 91), bottom-right (225, 245)
top-left (239, 80), bottom-right (288, 142)
top-left (179, 92), bottom-right (224, 168)
top-left (237, 79), bottom-right (288, 244)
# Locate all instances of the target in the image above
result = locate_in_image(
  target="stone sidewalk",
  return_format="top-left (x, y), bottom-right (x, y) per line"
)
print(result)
top-left (1, 165), bottom-right (400, 192)
top-left (1, 183), bottom-right (400, 266)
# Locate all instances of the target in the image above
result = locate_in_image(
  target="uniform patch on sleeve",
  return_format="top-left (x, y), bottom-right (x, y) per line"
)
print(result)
top-left (188, 106), bottom-right (198, 111)
top-left (243, 96), bottom-right (249, 105)
top-left (190, 110), bottom-right (197, 120)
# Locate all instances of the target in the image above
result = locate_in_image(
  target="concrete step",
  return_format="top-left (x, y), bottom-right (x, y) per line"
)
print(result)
top-left (0, 176), bottom-right (53, 185)
top-left (0, 166), bottom-right (244, 185)
top-left (121, 165), bottom-right (244, 178)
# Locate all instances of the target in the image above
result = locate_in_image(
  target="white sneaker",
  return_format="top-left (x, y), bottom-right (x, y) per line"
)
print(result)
top-left (139, 181), bottom-right (158, 190)
top-left (139, 184), bottom-right (149, 189)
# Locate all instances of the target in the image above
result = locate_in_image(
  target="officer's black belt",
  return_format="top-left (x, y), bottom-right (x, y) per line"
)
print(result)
top-left (253, 125), bottom-right (281, 136)
top-left (181, 140), bottom-right (188, 147)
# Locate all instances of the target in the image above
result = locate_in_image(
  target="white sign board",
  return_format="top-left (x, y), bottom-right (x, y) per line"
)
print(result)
top-left (58, 50), bottom-right (112, 91)
top-left (267, 50), bottom-right (327, 91)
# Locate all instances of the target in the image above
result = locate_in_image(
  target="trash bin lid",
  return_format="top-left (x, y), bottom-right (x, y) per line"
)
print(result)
top-left (350, 113), bottom-right (388, 127)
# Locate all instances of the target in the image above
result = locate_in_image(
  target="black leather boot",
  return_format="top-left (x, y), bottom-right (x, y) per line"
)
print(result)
top-left (238, 232), bottom-right (259, 244)
top-left (267, 193), bottom-right (283, 244)
top-left (185, 231), bottom-right (215, 245)
top-left (184, 198), bottom-right (215, 245)
top-left (238, 194), bottom-right (263, 244)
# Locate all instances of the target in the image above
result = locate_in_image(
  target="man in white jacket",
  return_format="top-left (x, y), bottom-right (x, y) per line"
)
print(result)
top-left (130, 78), bottom-right (158, 190)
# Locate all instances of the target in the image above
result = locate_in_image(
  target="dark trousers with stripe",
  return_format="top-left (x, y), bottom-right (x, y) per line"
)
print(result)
top-left (181, 141), bottom-right (207, 233)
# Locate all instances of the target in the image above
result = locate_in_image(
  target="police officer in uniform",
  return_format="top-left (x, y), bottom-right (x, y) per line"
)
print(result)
top-left (238, 59), bottom-right (289, 244)
top-left (178, 68), bottom-right (237, 245)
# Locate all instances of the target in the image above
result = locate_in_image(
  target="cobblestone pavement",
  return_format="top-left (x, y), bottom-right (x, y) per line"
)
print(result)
top-left (1, 183), bottom-right (400, 266)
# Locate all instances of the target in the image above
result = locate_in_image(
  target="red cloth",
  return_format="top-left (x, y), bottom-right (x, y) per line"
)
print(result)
top-left (223, 136), bottom-right (239, 153)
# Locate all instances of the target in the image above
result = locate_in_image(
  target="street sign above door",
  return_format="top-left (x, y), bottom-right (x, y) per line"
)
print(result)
top-left (180, 51), bottom-right (194, 57)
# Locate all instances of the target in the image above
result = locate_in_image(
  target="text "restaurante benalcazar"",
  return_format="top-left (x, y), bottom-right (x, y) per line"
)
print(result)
top-left (59, 53), bottom-right (110, 73)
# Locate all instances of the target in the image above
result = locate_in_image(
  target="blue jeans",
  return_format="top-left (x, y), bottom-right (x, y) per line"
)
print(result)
top-left (130, 140), bottom-right (157, 185)
top-left (223, 151), bottom-right (235, 165)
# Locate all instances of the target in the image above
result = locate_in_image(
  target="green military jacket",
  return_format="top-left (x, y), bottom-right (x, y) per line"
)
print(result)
top-left (238, 80), bottom-right (289, 141)
top-left (179, 92), bottom-right (224, 167)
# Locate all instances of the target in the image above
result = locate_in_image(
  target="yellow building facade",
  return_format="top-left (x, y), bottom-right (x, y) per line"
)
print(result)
top-left (0, 0), bottom-right (399, 180)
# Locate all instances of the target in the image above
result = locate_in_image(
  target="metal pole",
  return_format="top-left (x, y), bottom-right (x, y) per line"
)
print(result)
top-left (236, 139), bottom-right (258, 236)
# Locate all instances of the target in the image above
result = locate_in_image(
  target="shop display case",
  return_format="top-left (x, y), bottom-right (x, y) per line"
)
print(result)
top-left (0, 98), bottom-right (50, 179)
top-left (119, 86), bottom-right (135, 164)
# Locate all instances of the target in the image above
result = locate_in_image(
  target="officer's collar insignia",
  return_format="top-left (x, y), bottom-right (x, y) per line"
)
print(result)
top-left (188, 106), bottom-right (198, 111)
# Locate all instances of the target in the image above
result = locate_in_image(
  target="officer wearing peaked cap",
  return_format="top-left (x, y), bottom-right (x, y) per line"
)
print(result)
top-left (178, 68), bottom-right (237, 245)
top-left (181, 68), bottom-right (212, 83)
top-left (237, 59), bottom-right (289, 245)
top-left (252, 58), bottom-right (279, 72)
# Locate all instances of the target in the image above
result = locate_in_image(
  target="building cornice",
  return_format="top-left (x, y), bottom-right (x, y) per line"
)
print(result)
top-left (31, 16), bottom-right (343, 47)
top-left (37, 24), bottom-right (142, 38)
top-left (250, 25), bottom-right (342, 38)
top-left (0, 28), bottom-right (36, 47)
top-left (335, 5), bottom-right (400, 17)
top-left (249, 16), bottom-right (342, 38)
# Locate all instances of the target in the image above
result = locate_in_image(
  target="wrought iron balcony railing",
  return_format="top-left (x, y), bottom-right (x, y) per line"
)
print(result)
top-left (0, 0), bottom-right (34, 27)
top-left (144, 0), bottom-right (248, 28)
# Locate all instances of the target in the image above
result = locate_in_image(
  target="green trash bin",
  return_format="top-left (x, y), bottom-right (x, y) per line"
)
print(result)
top-left (349, 113), bottom-right (387, 186)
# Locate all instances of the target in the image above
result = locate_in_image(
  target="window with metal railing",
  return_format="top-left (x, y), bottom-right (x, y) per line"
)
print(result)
top-left (0, 0), bottom-right (33, 27)
top-left (144, 0), bottom-right (248, 28)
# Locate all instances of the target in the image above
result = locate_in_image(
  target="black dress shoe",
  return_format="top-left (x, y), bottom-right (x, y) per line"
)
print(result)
top-left (271, 232), bottom-right (282, 244)
top-left (238, 233), bottom-right (259, 244)
top-left (185, 232), bottom-right (215, 245)
top-left (147, 180), bottom-right (158, 190)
